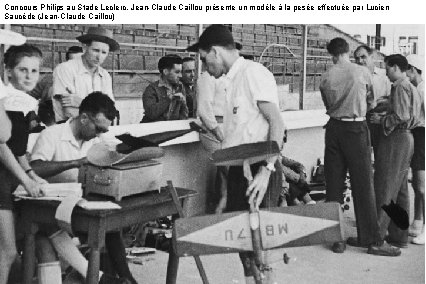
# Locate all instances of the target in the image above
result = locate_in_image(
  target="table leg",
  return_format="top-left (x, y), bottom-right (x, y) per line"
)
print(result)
top-left (166, 244), bottom-right (179, 284)
top-left (22, 223), bottom-right (38, 284)
top-left (86, 248), bottom-right (101, 284)
top-left (86, 218), bottom-right (106, 284)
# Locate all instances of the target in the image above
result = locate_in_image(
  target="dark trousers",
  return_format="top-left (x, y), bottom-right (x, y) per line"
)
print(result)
top-left (226, 161), bottom-right (282, 276)
top-left (374, 130), bottom-right (414, 244)
top-left (324, 119), bottom-right (381, 245)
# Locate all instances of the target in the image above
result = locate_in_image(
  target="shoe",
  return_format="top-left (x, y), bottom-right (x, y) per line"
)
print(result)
top-left (346, 237), bottom-right (368, 248)
top-left (332, 241), bottom-right (346, 253)
top-left (409, 220), bottom-right (423, 237)
top-left (367, 241), bottom-right (401, 257)
top-left (412, 229), bottom-right (425, 245)
top-left (306, 200), bottom-right (316, 205)
top-left (99, 274), bottom-right (130, 284)
top-left (385, 236), bottom-right (408, 248)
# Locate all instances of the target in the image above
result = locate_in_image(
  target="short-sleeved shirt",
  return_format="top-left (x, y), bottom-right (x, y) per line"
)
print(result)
top-left (196, 72), bottom-right (227, 130)
top-left (382, 77), bottom-right (422, 135)
top-left (222, 57), bottom-right (279, 149)
top-left (52, 56), bottom-right (114, 122)
top-left (320, 61), bottom-right (374, 119)
top-left (371, 67), bottom-right (391, 109)
top-left (30, 120), bottom-right (97, 183)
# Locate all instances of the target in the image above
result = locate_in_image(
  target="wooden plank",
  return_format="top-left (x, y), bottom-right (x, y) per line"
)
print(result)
top-left (212, 141), bottom-right (280, 166)
top-left (173, 202), bottom-right (343, 256)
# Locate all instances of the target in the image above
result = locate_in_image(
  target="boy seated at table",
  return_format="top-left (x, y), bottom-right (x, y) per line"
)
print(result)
top-left (30, 92), bottom-right (137, 284)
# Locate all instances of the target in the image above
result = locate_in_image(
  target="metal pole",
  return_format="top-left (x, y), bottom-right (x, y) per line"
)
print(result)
top-left (299, 25), bottom-right (308, 110)
top-left (375, 24), bottom-right (381, 51)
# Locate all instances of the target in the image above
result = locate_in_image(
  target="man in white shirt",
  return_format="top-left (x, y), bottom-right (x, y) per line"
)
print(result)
top-left (31, 92), bottom-right (137, 284)
top-left (52, 27), bottom-right (119, 122)
top-left (187, 24), bottom-right (285, 284)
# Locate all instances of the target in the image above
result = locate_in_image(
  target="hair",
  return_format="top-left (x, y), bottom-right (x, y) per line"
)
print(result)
top-left (66, 46), bottom-right (83, 61)
top-left (182, 57), bottom-right (195, 64)
top-left (3, 44), bottom-right (43, 69)
top-left (384, 54), bottom-right (409, 72)
top-left (79, 92), bottom-right (117, 121)
top-left (354, 45), bottom-right (373, 56)
top-left (158, 55), bottom-right (183, 74)
top-left (326, 38), bottom-right (349, 57)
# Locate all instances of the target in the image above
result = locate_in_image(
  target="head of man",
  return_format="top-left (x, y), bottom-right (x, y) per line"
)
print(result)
top-left (326, 37), bottom-right (349, 64)
top-left (77, 92), bottom-right (116, 141)
top-left (181, 57), bottom-right (196, 86)
top-left (4, 44), bottom-right (42, 93)
top-left (66, 45), bottom-right (84, 61)
top-left (187, 25), bottom-right (239, 79)
top-left (158, 55), bottom-right (183, 86)
top-left (384, 54), bottom-right (408, 83)
top-left (406, 54), bottom-right (424, 86)
top-left (76, 27), bottom-right (119, 70)
top-left (354, 45), bottom-right (375, 72)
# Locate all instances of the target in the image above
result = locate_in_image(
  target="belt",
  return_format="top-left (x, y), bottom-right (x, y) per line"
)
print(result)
top-left (334, 117), bottom-right (366, 122)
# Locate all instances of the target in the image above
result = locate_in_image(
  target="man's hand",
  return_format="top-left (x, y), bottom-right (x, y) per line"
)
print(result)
top-left (369, 112), bottom-right (385, 124)
top-left (246, 166), bottom-right (272, 210)
top-left (211, 126), bottom-right (224, 142)
top-left (60, 93), bottom-right (83, 108)
top-left (74, 157), bottom-right (88, 168)
top-left (172, 92), bottom-right (186, 102)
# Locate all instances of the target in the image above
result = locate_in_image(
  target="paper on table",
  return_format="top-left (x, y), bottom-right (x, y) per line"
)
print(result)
top-left (14, 183), bottom-right (82, 198)
top-left (77, 199), bottom-right (121, 210)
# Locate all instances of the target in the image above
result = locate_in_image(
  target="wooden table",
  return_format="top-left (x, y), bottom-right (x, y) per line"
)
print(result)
top-left (19, 187), bottom-right (197, 284)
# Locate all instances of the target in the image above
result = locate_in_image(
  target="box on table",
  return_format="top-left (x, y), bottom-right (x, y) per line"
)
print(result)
top-left (79, 159), bottom-right (163, 201)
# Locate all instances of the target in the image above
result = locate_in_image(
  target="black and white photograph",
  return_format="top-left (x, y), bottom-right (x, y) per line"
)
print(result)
top-left (0, 8), bottom-right (424, 284)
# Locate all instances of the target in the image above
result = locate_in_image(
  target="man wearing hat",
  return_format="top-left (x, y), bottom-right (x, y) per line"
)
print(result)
top-left (52, 27), bottom-right (119, 122)
top-left (188, 24), bottom-right (285, 283)
top-left (406, 54), bottom-right (425, 245)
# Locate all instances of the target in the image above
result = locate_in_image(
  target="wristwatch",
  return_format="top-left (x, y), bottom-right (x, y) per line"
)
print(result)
top-left (263, 162), bottom-right (276, 172)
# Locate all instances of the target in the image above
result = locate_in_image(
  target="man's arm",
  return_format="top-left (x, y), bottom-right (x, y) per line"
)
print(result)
top-left (246, 101), bottom-right (285, 209)
top-left (31, 158), bottom-right (86, 178)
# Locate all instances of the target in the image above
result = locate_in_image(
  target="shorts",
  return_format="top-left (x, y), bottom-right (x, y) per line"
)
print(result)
top-left (411, 127), bottom-right (425, 171)
top-left (0, 167), bottom-right (19, 210)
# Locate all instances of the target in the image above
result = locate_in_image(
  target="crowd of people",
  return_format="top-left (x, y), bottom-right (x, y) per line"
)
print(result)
top-left (0, 24), bottom-right (424, 284)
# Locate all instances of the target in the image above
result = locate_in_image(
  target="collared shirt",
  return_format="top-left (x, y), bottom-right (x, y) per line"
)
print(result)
top-left (222, 57), bottom-right (279, 149)
top-left (196, 72), bottom-right (227, 130)
top-left (52, 56), bottom-right (114, 122)
top-left (30, 119), bottom-right (97, 183)
top-left (417, 80), bottom-right (425, 127)
top-left (371, 67), bottom-right (391, 109)
top-left (141, 77), bottom-right (188, 122)
top-left (320, 61), bottom-right (374, 119)
top-left (382, 76), bottom-right (422, 135)
top-left (182, 82), bottom-right (196, 118)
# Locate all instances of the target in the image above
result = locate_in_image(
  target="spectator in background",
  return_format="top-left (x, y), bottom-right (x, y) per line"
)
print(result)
top-left (181, 57), bottom-right (197, 118)
top-left (405, 54), bottom-right (425, 245)
top-left (52, 27), bottom-right (119, 122)
top-left (141, 55), bottom-right (188, 122)
top-left (65, 45), bottom-right (84, 61)
top-left (370, 54), bottom-right (422, 249)
top-left (354, 45), bottom-right (392, 157)
top-left (320, 37), bottom-right (400, 256)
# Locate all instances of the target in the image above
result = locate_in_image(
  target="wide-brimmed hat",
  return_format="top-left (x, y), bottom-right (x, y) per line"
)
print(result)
top-left (76, 27), bottom-right (119, 52)
top-left (0, 29), bottom-right (26, 45)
